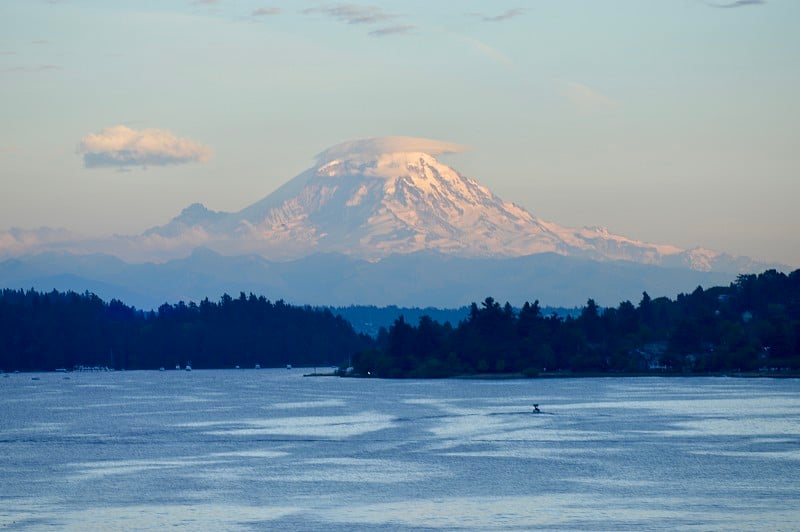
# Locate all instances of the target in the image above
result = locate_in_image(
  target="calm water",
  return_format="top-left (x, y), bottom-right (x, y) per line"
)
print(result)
top-left (1, 370), bottom-right (799, 531)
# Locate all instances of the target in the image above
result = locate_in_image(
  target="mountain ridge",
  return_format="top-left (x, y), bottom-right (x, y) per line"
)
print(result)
top-left (0, 247), bottom-right (737, 311)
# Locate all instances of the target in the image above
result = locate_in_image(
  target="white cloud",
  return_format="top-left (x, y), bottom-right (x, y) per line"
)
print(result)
top-left (563, 81), bottom-right (616, 112)
top-left (78, 125), bottom-right (212, 168)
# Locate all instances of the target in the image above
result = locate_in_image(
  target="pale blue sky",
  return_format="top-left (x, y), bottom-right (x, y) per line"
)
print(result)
top-left (1, 0), bottom-right (798, 266)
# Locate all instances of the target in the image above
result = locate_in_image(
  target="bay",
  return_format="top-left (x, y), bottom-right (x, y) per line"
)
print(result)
top-left (1, 370), bottom-right (799, 530)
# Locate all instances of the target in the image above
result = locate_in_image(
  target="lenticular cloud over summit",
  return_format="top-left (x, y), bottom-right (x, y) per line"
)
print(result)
top-left (78, 125), bottom-right (212, 168)
top-left (316, 136), bottom-right (467, 162)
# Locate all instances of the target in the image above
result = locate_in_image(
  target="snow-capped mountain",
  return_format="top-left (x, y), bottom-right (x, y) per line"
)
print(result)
top-left (0, 136), bottom-right (777, 275)
top-left (0, 136), bottom-right (784, 308)
top-left (141, 136), bottom-right (763, 272)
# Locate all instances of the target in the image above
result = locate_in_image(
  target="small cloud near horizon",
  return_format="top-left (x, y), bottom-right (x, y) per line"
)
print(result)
top-left (472, 8), bottom-right (526, 22)
top-left (706, 0), bottom-right (766, 8)
top-left (251, 7), bottom-right (281, 17)
top-left (369, 25), bottom-right (415, 37)
top-left (5, 64), bottom-right (61, 73)
top-left (302, 4), bottom-right (393, 25)
top-left (78, 125), bottom-right (212, 169)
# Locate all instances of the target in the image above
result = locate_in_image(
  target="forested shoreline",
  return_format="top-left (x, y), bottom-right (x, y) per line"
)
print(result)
top-left (354, 269), bottom-right (800, 377)
top-left (1, 269), bottom-right (798, 376)
top-left (0, 291), bottom-right (370, 372)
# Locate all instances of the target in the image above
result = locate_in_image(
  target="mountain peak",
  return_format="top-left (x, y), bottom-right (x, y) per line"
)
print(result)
top-left (179, 202), bottom-right (212, 217)
top-left (171, 202), bottom-right (227, 226)
top-left (143, 202), bottom-right (226, 239)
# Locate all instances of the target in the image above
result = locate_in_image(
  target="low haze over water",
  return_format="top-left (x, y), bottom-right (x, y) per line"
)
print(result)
top-left (2, 370), bottom-right (799, 530)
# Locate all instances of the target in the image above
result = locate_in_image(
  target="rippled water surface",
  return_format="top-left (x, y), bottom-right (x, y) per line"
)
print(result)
top-left (1, 371), bottom-right (799, 530)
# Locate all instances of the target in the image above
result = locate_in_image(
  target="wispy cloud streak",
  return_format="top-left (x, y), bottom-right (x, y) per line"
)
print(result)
top-left (252, 7), bottom-right (281, 17)
top-left (302, 4), bottom-right (416, 37)
top-left (706, 0), bottom-right (766, 8)
top-left (461, 36), bottom-right (513, 67)
top-left (302, 4), bottom-right (393, 25)
top-left (5, 64), bottom-right (60, 73)
top-left (474, 8), bottom-right (526, 22)
top-left (369, 25), bottom-right (415, 37)
top-left (563, 81), bottom-right (616, 112)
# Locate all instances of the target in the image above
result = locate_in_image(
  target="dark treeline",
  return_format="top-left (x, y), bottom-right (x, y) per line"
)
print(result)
top-left (352, 269), bottom-right (800, 378)
top-left (333, 304), bottom-right (580, 336)
top-left (2, 269), bottom-right (799, 376)
top-left (0, 290), bottom-right (370, 372)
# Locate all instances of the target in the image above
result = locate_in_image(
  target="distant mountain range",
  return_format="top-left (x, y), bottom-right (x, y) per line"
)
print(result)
top-left (0, 136), bottom-right (784, 309)
top-left (0, 248), bottom-right (736, 311)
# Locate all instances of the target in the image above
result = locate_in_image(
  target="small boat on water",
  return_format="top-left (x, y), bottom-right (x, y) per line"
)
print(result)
top-left (255, 364), bottom-right (261, 369)
top-left (286, 364), bottom-right (292, 370)
top-left (185, 362), bottom-right (192, 371)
